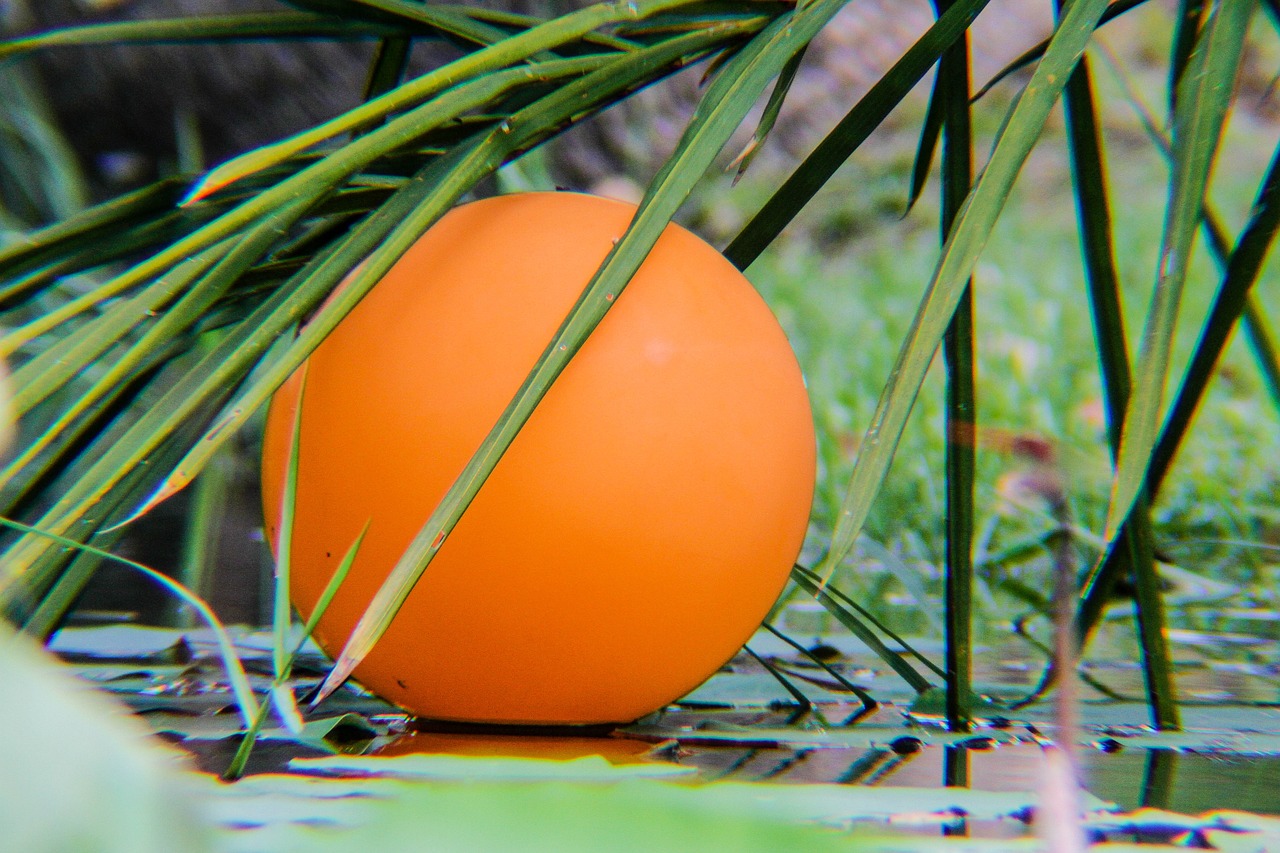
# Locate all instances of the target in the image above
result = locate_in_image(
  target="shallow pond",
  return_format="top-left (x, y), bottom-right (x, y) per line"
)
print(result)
top-left (51, 619), bottom-right (1280, 843)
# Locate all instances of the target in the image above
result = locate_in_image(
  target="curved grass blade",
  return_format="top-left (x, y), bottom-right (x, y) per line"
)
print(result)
top-left (793, 564), bottom-right (946, 680)
top-left (724, 0), bottom-right (992, 269)
top-left (272, 367), bottom-right (308, 679)
top-left (0, 12), bottom-right (409, 62)
top-left (6, 348), bottom-right (243, 624)
top-left (0, 516), bottom-right (260, 728)
top-left (122, 24), bottom-right (751, 524)
top-left (905, 75), bottom-right (945, 217)
top-left (1099, 0), bottom-right (1253, 547)
top-left (1063, 39), bottom-right (1175, 729)
top-left (13, 432), bottom-right (175, 634)
top-left (812, 0), bottom-right (1112, 586)
top-left (970, 0), bottom-right (1150, 102)
top-left (728, 44), bottom-right (808, 183)
top-left (311, 0), bottom-right (851, 706)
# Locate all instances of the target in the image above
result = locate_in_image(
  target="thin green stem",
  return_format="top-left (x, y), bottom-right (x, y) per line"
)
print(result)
top-left (935, 0), bottom-right (975, 736)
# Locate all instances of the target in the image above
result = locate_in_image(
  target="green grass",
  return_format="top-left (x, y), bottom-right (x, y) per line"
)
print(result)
top-left (716, 39), bottom-right (1280, 640)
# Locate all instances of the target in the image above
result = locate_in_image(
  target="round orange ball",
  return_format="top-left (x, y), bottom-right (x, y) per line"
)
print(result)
top-left (261, 192), bottom-right (815, 725)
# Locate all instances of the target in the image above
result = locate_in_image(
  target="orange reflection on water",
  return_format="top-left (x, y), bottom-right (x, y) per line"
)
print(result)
top-left (375, 731), bottom-right (659, 766)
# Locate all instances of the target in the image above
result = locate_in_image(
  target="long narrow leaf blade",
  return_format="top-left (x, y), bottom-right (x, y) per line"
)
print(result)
top-left (272, 368), bottom-right (308, 679)
top-left (0, 12), bottom-right (407, 61)
top-left (814, 0), bottom-right (1112, 583)
top-left (1101, 0), bottom-right (1253, 544)
top-left (724, 0), bottom-right (992, 269)
top-left (728, 44), bottom-right (808, 182)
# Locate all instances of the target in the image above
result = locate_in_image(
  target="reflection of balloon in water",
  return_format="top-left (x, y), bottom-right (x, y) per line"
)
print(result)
top-left (262, 192), bottom-right (816, 725)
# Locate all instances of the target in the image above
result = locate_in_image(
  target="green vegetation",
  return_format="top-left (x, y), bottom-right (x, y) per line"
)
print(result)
top-left (0, 0), bottom-right (1277, 754)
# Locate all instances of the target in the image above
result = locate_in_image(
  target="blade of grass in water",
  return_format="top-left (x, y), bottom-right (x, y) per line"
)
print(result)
top-left (792, 564), bottom-right (947, 681)
top-left (790, 567), bottom-right (933, 693)
top-left (272, 367), bottom-right (308, 679)
top-left (763, 622), bottom-right (878, 712)
top-left (0, 516), bottom-right (260, 728)
top-left (1056, 21), bottom-right (1173, 729)
top-left (933, 0), bottom-right (976, 736)
top-left (744, 645), bottom-right (814, 714)
top-left (224, 521), bottom-right (368, 782)
top-left (311, 0), bottom-right (851, 706)
top-left (1082, 2), bottom-right (1251, 729)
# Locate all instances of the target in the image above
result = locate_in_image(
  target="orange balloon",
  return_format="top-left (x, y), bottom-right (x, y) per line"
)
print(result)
top-left (261, 192), bottom-right (815, 725)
